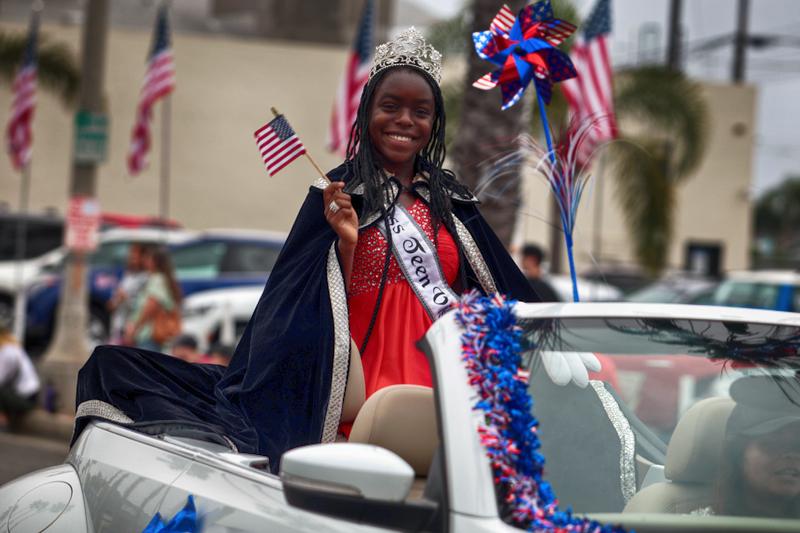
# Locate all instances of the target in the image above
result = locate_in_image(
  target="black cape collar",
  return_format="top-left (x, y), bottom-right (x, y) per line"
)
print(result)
top-left (342, 171), bottom-right (478, 229)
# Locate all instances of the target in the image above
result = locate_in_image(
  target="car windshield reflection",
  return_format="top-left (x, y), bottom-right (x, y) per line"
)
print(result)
top-left (518, 317), bottom-right (800, 522)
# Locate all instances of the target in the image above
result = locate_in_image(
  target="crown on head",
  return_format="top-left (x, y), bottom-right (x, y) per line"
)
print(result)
top-left (369, 27), bottom-right (442, 84)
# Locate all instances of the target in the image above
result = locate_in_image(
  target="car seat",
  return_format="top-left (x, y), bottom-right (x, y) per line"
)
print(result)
top-left (340, 338), bottom-right (366, 424)
top-left (348, 384), bottom-right (439, 499)
top-left (623, 396), bottom-right (735, 514)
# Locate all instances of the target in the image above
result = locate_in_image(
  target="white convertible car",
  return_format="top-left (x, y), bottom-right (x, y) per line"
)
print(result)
top-left (2, 302), bottom-right (799, 532)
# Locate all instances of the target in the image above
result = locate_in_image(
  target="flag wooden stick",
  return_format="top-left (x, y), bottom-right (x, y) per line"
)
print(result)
top-left (271, 107), bottom-right (330, 184)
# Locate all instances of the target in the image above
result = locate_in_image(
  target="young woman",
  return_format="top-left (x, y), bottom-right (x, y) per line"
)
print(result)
top-left (123, 245), bottom-right (182, 351)
top-left (75, 28), bottom-right (537, 468)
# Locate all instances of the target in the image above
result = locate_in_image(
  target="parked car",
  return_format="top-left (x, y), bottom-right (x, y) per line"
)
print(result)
top-left (0, 212), bottom-right (66, 328)
top-left (626, 274), bottom-right (718, 305)
top-left (24, 229), bottom-right (285, 350)
top-left (181, 285), bottom-right (262, 352)
top-left (0, 213), bottom-right (180, 333)
top-left (709, 270), bottom-right (800, 312)
top-left (548, 273), bottom-right (624, 302)
top-left (3, 302), bottom-right (797, 532)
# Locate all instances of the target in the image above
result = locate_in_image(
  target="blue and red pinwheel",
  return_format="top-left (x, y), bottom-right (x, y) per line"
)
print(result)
top-left (472, 1), bottom-right (577, 110)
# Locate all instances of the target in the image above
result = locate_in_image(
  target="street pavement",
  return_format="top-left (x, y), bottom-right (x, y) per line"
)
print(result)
top-left (0, 430), bottom-right (69, 486)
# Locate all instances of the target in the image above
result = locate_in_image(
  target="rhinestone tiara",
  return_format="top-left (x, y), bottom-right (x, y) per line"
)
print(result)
top-left (369, 27), bottom-right (442, 84)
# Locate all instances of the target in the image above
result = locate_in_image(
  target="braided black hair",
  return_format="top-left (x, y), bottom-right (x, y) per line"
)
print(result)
top-left (345, 66), bottom-right (472, 353)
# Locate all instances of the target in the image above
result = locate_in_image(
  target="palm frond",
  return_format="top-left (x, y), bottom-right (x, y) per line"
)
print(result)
top-left (0, 30), bottom-right (79, 107)
top-left (610, 137), bottom-right (675, 275)
top-left (615, 66), bottom-right (708, 181)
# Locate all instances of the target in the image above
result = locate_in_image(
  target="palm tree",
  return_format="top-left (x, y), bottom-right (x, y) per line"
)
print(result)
top-left (0, 29), bottom-right (80, 106)
top-left (448, 0), bottom-right (530, 247)
top-left (610, 66), bottom-right (708, 275)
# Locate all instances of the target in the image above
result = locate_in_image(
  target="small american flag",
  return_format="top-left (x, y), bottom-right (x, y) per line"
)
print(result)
top-left (327, 0), bottom-right (374, 155)
top-left (6, 10), bottom-right (39, 171)
top-left (560, 0), bottom-right (617, 166)
top-left (254, 114), bottom-right (307, 177)
top-left (127, 5), bottom-right (175, 175)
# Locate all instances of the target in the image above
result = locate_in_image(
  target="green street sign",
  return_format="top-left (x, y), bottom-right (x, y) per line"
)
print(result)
top-left (74, 111), bottom-right (109, 163)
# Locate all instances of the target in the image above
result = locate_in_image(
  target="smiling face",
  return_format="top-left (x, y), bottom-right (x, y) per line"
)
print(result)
top-left (741, 422), bottom-right (800, 500)
top-left (367, 68), bottom-right (435, 179)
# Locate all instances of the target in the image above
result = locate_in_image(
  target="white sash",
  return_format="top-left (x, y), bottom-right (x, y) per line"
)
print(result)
top-left (379, 204), bottom-right (458, 319)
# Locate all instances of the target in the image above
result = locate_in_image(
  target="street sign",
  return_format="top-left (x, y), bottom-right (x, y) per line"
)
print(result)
top-left (74, 111), bottom-right (109, 163)
top-left (65, 196), bottom-right (101, 252)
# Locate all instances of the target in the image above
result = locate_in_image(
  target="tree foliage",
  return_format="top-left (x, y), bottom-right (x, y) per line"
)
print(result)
top-left (610, 66), bottom-right (708, 275)
top-left (754, 176), bottom-right (800, 242)
top-left (0, 30), bottom-right (80, 107)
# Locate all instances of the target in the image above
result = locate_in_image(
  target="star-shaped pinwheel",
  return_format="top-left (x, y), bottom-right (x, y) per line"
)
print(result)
top-left (472, 1), bottom-right (578, 110)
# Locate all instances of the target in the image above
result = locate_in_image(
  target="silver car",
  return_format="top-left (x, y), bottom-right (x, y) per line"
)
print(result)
top-left (2, 303), bottom-right (799, 532)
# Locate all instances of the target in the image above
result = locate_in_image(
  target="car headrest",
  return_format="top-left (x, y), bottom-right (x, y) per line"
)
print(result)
top-left (340, 339), bottom-right (365, 424)
top-left (665, 396), bottom-right (735, 483)
top-left (348, 385), bottom-right (438, 476)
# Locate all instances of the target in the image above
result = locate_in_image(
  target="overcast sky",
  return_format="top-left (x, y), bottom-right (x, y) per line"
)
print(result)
top-left (426, 0), bottom-right (800, 196)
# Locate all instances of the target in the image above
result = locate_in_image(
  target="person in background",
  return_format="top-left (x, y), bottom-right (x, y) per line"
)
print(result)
top-left (108, 242), bottom-right (150, 344)
top-left (171, 334), bottom-right (202, 363)
top-left (521, 243), bottom-right (560, 302)
top-left (0, 317), bottom-right (40, 430)
top-left (124, 245), bottom-right (182, 351)
top-left (206, 343), bottom-right (234, 367)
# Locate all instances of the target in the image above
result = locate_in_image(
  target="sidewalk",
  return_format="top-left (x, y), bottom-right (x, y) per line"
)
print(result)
top-left (0, 430), bottom-right (69, 485)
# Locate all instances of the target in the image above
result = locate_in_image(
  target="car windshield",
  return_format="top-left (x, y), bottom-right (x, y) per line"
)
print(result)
top-left (518, 316), bottom-right (800, 522)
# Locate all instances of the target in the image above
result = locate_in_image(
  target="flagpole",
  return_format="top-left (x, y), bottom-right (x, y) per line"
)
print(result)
top-left (159, 93), bottom-right (171, 223)
top-left (270, 106), bottom-right (330, 184)
top-left (12, 162), bottom-right (31, 342)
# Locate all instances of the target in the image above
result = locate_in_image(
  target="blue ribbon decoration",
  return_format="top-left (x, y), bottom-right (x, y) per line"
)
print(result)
top-left (142, 495), bottom-right (201, 533)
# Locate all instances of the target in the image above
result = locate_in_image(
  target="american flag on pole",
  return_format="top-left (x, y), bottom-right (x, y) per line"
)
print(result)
top-left (254, 113), bottom-right (307, 177)
top-left (6, 10), bottom-right (39, 171)
top-left (327, 0), bottom-right (375, 155)
top-left (127, 5), bottom-right (175, 175)
top-left (560, 0), bottom-right (617, 166)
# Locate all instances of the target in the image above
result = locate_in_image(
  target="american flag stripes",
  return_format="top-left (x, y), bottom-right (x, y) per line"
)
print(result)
top-left (6, 11), bottom-right (39, 171)
top-left (327, 0), bottom-right (374, 156)
top-left (254, 114), bottom-right (307, 177)
top-left (490, 4), bottom-right (515, 34)
top-left (127, 5), bottom-right (176, 175)
top-left (560, 0), bottom-right (617, 166)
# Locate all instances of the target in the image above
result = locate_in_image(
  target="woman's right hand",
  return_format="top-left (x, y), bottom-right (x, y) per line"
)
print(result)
top-left (323, 181), bottom-right (358, 247)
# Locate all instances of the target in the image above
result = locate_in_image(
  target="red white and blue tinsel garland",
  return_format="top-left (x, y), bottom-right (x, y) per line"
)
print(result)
top-left (454, 291), bottom-right (627, 533)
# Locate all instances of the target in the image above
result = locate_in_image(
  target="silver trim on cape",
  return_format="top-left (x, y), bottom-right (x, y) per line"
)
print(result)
top-left (76, 399), bottom-right (134, 424)
top-left (321, 243), bottom-right (351, 443)
top-left (451, 216), bottom-right (497, 294)
top-left (589, 380), bottom-right (637, 503)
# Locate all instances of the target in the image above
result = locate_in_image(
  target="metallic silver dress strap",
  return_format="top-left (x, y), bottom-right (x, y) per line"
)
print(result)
top-left (451, 215), bottom-right (498, 294)
top-left (589, 380), bottom-right (636, 503)
top-left (321, 243), bottom-right (351, 443)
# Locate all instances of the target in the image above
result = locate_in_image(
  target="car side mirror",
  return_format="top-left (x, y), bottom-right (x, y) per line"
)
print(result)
top-left (281, 443), bottom-right (438, 530)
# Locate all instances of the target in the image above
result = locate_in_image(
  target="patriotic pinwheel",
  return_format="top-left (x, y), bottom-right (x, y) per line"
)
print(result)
top-left (472, 1), bottom-right (577, 110)
top-left (472, 1), bottom-right (590, 302)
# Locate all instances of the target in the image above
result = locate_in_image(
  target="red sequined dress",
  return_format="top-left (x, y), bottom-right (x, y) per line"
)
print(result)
top-left (348, 197), bottom-right (459, 398)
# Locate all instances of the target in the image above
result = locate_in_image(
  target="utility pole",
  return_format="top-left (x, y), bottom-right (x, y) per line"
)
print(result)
top-left (40, 0), bottom-right (109, 415)
top-left (666, 0), bottom-right (682, 71)
top-left (732, 0), bottom-right (750, 83)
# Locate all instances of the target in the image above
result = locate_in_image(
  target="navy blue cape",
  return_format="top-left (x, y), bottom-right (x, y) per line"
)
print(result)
top-left (74, 164), bottom-right (538, 470)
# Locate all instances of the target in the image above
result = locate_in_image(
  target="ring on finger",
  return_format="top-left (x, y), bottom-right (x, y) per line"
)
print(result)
top-left (328, 200), bottom-right (340, 214)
